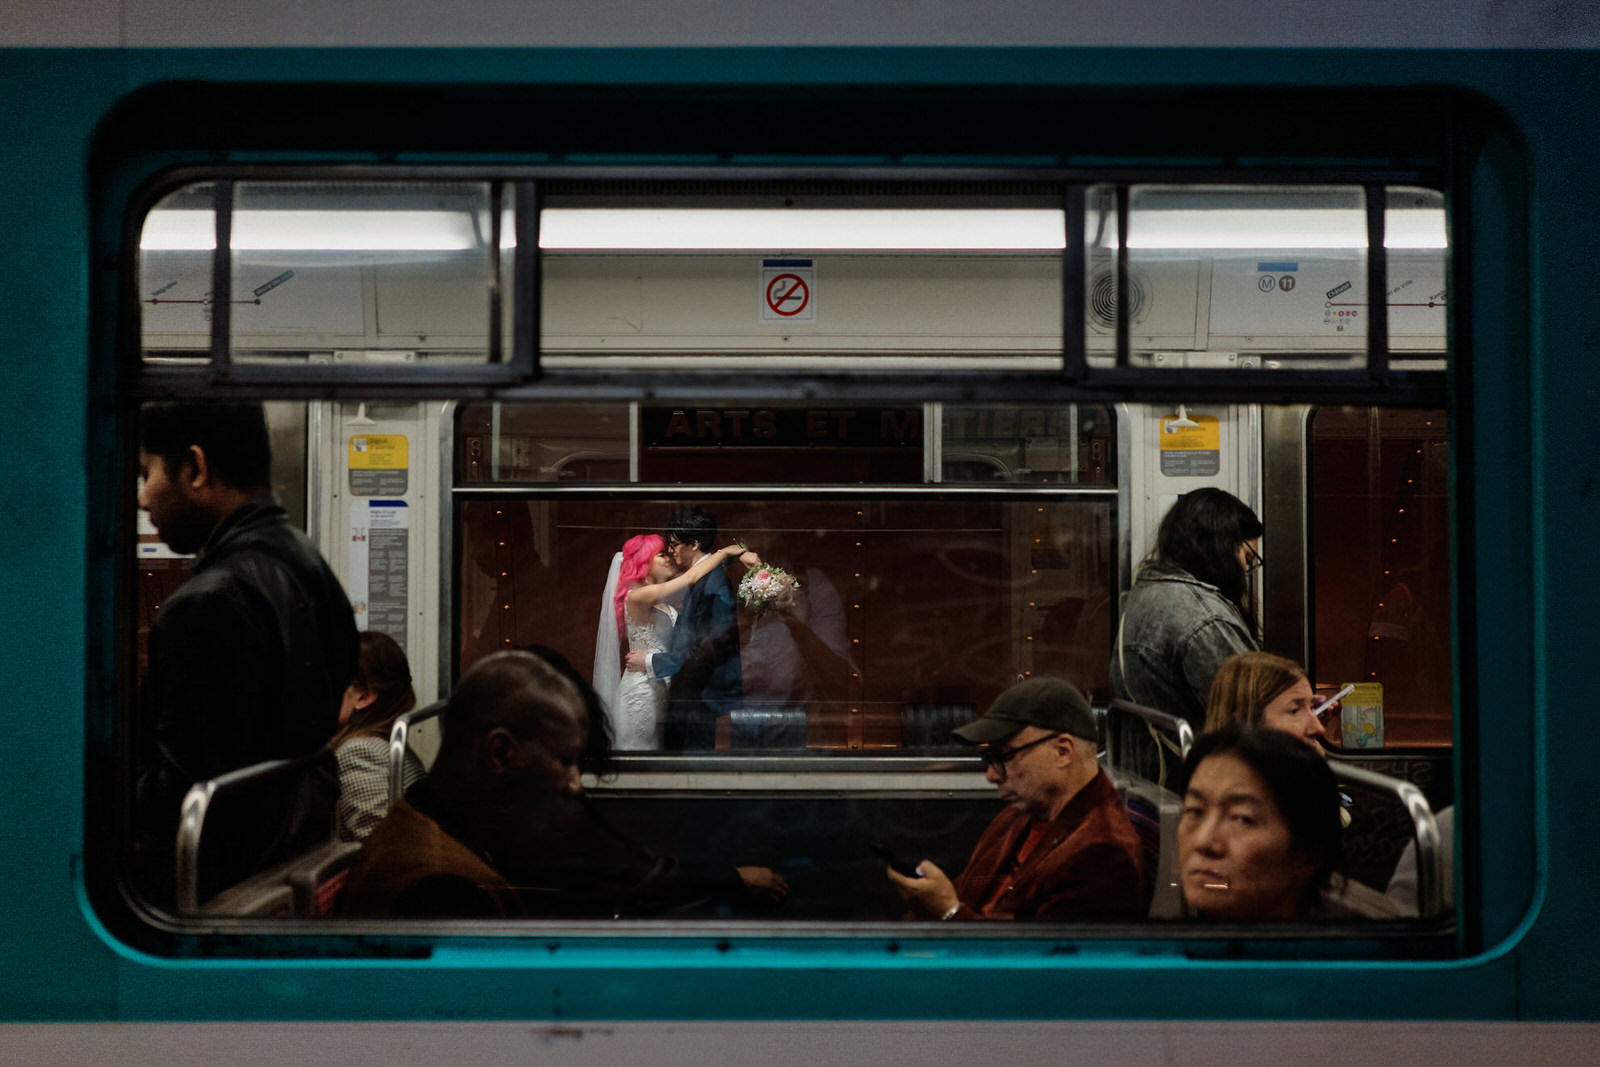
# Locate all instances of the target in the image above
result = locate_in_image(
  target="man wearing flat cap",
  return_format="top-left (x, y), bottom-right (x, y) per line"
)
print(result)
top-left (887, 676), bottom-right (1145, 921)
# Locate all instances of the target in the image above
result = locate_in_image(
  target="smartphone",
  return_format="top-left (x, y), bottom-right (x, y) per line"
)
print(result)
top-left (871, 841), bottom-right (921, 878)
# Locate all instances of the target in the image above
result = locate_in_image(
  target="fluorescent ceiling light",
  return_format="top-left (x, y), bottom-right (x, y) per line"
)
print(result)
top-left (138, 205), bottom-right (1444, 253)
top-left (140, 210), bottom-right (479, 251)
top-left (1126, 208), bottom-right (1447, 250)
top-left (538, 209), bottom-right (1067, 250)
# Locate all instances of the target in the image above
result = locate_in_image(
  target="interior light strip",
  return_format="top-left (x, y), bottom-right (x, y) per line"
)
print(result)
top-left (140, 211), bottom-right (479, 251)
top-left (1127, 209), bottom-right (1448, 250)
top-left (138, 207), bottom-right (1446, 253)
top-left (537, 209), bottom-right (1069, 250)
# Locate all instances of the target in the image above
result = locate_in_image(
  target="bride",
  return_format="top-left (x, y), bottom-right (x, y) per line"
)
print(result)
top-left (594, 534), bottom-right (755, 750)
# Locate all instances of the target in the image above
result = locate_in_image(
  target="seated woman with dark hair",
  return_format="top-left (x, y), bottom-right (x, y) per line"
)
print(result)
top-left (331, 630), bottom-right (424, 842)
top-left (1175, 725), bottom-right (1342, 920)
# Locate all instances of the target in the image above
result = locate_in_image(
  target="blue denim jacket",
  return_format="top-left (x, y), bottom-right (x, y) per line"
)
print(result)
top-left (1110, 561), bottom-right (1258, 731)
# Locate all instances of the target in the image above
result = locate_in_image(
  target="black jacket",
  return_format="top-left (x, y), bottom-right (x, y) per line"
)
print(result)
top-left (135, 497), bottom-right (358, 905)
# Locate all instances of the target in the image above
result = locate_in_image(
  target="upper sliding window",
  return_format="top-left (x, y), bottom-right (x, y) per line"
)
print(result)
top-left (134, 177), bottom-right (1447, 385)
top-left (1082, 184), bottom-right (1446, 377)
top-left (139, 180), bottom-right (516, 372)
top-left (539, 189), bottom-right (1065, 371)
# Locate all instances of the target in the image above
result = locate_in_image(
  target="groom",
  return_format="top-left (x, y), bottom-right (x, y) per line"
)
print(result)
top-left (653, 505), bottom-right (743, 750)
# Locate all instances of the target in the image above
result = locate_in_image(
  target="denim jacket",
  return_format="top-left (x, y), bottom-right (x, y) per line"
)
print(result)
top-left (1110, 561), bottom-right (1258, 731)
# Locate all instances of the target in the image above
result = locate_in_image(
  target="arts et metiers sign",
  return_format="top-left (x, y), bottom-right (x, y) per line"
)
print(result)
top-left (641, 407), bottom-right (922, 449)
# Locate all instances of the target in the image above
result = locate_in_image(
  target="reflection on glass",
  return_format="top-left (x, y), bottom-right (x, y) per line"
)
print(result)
top-left (222, 182), bottom-right (499, 366)
top-left (1385, 188), bottom-right (1448, 353)
top-left (457, 403), bottom-right (633, 484)
top-left (941, 404), bottom-right (1114, 484)
top-left (1132, 185), bottom-right (1368, 368)
top-left (1083, 184), bottom-right (1450, 370)
top-left (140, 183), bottom-right (216, 362)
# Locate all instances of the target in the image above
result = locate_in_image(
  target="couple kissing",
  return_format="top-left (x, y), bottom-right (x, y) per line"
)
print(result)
top-left (594, 506), bottom-right (757, 751)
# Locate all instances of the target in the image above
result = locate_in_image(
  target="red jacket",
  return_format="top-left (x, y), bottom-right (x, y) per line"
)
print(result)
top-left (952, 770), bottom-right (1145, 920)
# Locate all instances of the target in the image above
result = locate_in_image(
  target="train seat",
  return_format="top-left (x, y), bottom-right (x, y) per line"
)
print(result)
top-left (195, 868), bottom-right (297, 918)
top-left (1102, 701), bottom-right (1192, 919)
top-left (1123, 779), bottom-right (1184, 919)
top-left (285, 841), bottom-right (364, 916)
top-left (388, 700), bottom-right (445, 802)
top-left (1103, 699), bottom-right (1194, 788)
top-left (1326, 761), bottom-right (1446, 919)
top-left (176, 748), bottom-right (341, 916)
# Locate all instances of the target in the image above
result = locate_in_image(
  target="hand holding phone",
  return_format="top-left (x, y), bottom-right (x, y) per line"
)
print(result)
top-left (871, 841), bottom-right (921, 878)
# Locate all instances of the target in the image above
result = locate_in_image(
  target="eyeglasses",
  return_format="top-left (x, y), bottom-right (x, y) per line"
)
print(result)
top-left (978, 732), bottom-right (1060, 780)
top-left (1244, 543), bottom-right (1264, 574)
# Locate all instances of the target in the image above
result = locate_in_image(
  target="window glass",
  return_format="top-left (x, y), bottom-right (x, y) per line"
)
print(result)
top-left (139, 183), bottom-right (215, 362)
top-left (231, 181), bottom-right (500, 367)
top-left (454, 400), bottom-right (1118, 733)
top-left (456, 495), bottom-right (1115, 748)
top-left (1085, 184), bottom-right (1446, 372)
top-left (940, 404), bottom-right (1114, 485)
top-left (457, 402), bottom-right (633, 484)
top-left (1311, 407), bottom-right (1451, 748)
top-left (119, 175), bottom-right (1456, 936)
top-left (538, 194), bottom-right (1065, 371)
top-left (1385, 187), bottom-right (1449, 362)
top-left (140, 181), bottom-right (506, 366)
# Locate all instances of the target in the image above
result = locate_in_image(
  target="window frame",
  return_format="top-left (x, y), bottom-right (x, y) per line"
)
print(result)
top-left (96, 135), bottom-right (1483, 957)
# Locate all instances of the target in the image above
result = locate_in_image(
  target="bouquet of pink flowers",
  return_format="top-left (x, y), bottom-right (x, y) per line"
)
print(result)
top-left (738, 563), bottom-right (801, 615)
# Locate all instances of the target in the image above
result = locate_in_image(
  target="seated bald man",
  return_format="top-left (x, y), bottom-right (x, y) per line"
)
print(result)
top-left (338, 651), bottom-right (589, 918)
top-left (339, 649), bottom-right (788, 918)
top-left (887, 677), bottom-right (1145, 921)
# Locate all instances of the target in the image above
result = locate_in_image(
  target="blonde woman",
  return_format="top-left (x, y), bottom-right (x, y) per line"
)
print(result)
top-left (1203, 651), bottom-right (1326, 750)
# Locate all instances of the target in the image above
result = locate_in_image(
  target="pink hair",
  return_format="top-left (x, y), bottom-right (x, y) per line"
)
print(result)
top-left (615, 533), bottom-right (665, 637)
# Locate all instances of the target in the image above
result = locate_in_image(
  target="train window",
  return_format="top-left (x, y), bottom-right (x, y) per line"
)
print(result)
top-left (139, 183), bottom-right (215, 364)
top-left (139, 181), bottom-right (511, 370)
top-left (115, 169), bottom-right (1458, 943)
top-left (453, 401), bottom-right (1118, 739)
top-left (940, 404), bottom-right (1114, 485)
top-left (1310, 407), bottom-right (1451, 747)
top-left (1082, 183), bottom-right (1447, 376)
top-left (539, 191), bottom-right (1064, 371)
top-left (457, 403), bottom-right (634, 484)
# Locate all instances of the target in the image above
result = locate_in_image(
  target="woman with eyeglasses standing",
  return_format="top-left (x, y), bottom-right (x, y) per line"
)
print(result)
top-left (1111, 487), bottom-right (1264, 732)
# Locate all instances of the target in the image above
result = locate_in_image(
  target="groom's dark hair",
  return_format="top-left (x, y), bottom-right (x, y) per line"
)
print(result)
top-left (664, 505), bottom-right (717, 552)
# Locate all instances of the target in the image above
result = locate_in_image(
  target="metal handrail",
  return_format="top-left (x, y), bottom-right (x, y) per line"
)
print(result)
top-left (1103, 699), bottom-right (1194, 777)
top-left (174, 747), bottom-right (334, 915)
top-left (1329, 761), bottom-right (1443, 919)
top-left (388, 700), bottom-right (446, 801)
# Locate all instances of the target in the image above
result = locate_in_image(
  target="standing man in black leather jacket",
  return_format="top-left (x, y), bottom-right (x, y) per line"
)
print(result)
top-left (133, 402), bottom-right (358, 907)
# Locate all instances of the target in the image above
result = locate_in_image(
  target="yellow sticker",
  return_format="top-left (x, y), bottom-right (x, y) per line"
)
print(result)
top-left (1344, 682), bottom-right (1384, 706)
top-left (1158, 414), bottom-right (1221, 451)
top-left (1340, 681), bottom-right (1385, 749)
top-left (348, 434), bottom-right (409, 470)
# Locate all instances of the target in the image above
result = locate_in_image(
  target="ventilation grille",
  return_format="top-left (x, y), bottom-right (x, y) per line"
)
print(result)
top-left (1087, 263), bottom-right (1152, 331)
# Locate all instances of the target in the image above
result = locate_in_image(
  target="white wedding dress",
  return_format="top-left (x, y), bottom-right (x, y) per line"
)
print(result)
top-left (613, 603), bottom-right (675, 750)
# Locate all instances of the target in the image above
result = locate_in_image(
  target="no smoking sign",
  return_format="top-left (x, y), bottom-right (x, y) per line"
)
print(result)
top-left (760, 259), bottom-right (816, 323)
